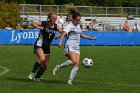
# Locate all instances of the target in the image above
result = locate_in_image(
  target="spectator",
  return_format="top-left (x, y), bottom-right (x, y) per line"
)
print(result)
top-left (134, 22), bottom-right (140, 32)
top-left (87, 19), bottom-right (97, 31)
top-left (16, 23), bottom-right (23, 30)
top-left (5, 25), bottom-right (12, 30)
top-left (58, 15), bottom-right (65, 29)
top-left (88, 23), bottom-right (97, 31)
top-left (58, 15), bottom-right (65, 25)
top-left (126, 12), bottom-right (134, 20)
top-left (123, 20), bottom-right (133, 32)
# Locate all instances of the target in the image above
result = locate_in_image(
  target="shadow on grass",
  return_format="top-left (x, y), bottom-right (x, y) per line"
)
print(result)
top-left (4, 76), bottom-right (67, 85)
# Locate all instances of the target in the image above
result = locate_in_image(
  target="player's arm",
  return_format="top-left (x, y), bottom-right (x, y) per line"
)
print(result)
top-left (81, 33), bottom-right (96, 40)
top-left (54, 25), bottom-right (63, 39)
top-left (58, 31), bottom-right (67, 48)
top-left (31, 22), bottom-right (43, 30)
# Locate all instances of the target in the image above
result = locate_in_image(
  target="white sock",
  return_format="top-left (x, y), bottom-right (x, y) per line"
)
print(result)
top-left (60, 60), bottom-right (73, 68)
top-left (69, 65), bottom-right (79, 81)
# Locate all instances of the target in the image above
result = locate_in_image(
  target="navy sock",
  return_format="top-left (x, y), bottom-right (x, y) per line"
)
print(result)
top-left (32, 61), bottom-right (41, 73)
top-left (35, 66), bottom-right (46, 79)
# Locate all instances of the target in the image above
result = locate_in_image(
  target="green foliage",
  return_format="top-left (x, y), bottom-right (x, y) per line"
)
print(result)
top-left (104, 0), bottom-right (124, 7)
top-left (70, 0), bottom-right (91, 6)
top-left (1, 0), bottom-right (26, 3)
top-left (123, 0), bottom-right (140, 7)
top-left (1, 0), bottom-right (140, 7)
top-left (54, 0), bottom-right (70, 5)
top-left (45, 0), bottom-right (55, 5)
top-left (0, 2), bottom-right (18, 28)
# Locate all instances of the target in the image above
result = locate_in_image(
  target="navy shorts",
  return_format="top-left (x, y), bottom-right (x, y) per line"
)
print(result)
top-left (34, 45), bottom-right (50, 56)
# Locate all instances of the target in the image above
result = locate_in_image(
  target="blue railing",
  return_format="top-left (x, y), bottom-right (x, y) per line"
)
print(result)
top-left (0, 29), bottom-right (140, 46)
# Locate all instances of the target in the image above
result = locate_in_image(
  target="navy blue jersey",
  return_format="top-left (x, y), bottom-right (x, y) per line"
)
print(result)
top-left (34, 21), bottom-right (58, 55)
top-left (35, 21), bottom-right (58, 46)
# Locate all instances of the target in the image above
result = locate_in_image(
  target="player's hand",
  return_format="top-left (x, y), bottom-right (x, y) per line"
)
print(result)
top-left (58, 42), bottom-right (63, 48)
top-left (54, 36), bottom-right (58, 40)
top-left (37, 26), bottom-right (44, 30)
top-left (54, 34), bottom-right (61, 40)
top-left (91, 36), bottom-right (96, 40)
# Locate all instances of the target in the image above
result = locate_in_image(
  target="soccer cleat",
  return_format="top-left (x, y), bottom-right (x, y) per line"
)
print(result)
top-left (67, 80), bottom-right (73, 85)
top-left (34, 78), bottom-right (40, 82)
top-left (53, 65), bottom-right (60, 75)
top-left (29, 72), bottom-right (35, 80)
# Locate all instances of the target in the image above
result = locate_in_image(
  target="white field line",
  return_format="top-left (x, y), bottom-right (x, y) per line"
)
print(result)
top-left (0, 66), bottom-right (9, 75)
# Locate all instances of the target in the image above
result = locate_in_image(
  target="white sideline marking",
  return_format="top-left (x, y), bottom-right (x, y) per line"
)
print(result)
top-left (0, 66), bottom-right (9, 75)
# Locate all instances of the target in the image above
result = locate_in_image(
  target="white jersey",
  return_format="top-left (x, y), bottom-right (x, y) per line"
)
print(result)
top-left (63, 22), bottom-right (82, 47)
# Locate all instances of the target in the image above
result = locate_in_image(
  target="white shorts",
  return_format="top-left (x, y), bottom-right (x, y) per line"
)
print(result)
top-left (64, 45), bottom-right (80, 55)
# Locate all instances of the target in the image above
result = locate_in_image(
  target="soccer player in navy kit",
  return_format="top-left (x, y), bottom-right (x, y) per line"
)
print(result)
top-left (28, 11), bottom-right (62, 81)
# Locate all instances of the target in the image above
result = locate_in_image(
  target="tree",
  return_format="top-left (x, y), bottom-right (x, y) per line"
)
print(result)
top-left (89, 0), bottom-right (105, 6)
top-left (54, 0), bottom-right (69, 5)
top-left (123, 0), bottom-right (140, 7)
top-left (0, 2), bottom-right (18, 28)
top-left (71, 0), bottom-right (91, 6)
top-left (104, 0), bottom-right (124, 7)
top-left (44, 0), bottom-right (55, 5)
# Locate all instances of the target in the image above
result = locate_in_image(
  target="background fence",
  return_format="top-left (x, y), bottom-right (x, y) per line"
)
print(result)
top-left (19, 4), bottom-right (140, 31)
top-left (19, 4), bottom-right (140, 19)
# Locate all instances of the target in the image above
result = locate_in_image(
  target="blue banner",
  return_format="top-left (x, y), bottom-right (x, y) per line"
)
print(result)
top-left (0, 29), bottom-right (140, 46)
top-left (0, 29), bottom-right (39, 44)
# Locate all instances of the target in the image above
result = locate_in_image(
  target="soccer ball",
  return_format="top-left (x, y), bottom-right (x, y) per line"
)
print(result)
top-left (82, 58), bottom-right (93, 68)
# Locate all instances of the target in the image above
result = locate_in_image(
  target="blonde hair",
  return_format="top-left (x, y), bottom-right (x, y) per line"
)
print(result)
top-left (47, 11), bottom-right (57, 21)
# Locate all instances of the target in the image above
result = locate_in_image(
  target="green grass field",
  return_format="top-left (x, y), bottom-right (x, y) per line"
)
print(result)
top-left (0, 45), bottom-right (140, 93)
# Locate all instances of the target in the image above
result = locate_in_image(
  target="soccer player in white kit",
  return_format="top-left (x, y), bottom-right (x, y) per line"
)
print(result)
top-left (53, 12), bottom-right (96, 85)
